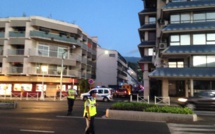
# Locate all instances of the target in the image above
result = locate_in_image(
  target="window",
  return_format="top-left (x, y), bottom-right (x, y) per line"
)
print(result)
top-left (170, 35), bottom-right (180, 46)
top-left (109, 54), bottom-right (115, 57)
top-left (193, 56), bottom-right (215, 67)
top-left (58, 47), bottom-right (67, 58)
top-left (170, 14), bottom-right (180, 24)
top-left (181, 14), bottom-right (190, 23)
top-left (104, 90), bottom-right (109, 94)
top-left (149, 17), bottom-right (156, 24)
top-left (168, 60), bottom-right (184, 68)
top-left (193, 56), bottom-right (206, 67)
top-left (148, 31), bottom-right (156, 41)
top-left (193, 34), bottom-right (205, 45)
top-left (206, 12), bottom-right (215, 22)
top-left (180, 35), bottom-right (190, 45)
top-left (148, 48), bottom-right (154, 56)
top-left (38, 44), bottom-right (49, 57)
top-left (207, 33), bottom-right (215, 44)
top-left (98, 89), bottom-right (103, 94)
top-left (170, 34), bottom-right (190, 46)
top-left (193, 13), bottom-right (205, 22)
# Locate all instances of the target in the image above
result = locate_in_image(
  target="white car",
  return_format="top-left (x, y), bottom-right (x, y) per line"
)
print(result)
top-left (80, 88), bottom-right (113, 102)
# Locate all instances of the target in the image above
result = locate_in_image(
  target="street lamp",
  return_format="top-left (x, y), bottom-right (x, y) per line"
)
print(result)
top-left (59, 49), bottom-right (68, 100)
top-left (40, 66), bottom-right (48, 100)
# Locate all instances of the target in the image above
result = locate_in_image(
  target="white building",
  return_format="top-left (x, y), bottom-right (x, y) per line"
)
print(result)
top-left (96, 47), bottom-right (128, 88)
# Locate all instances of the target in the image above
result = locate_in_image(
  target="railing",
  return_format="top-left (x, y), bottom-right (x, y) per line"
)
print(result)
top-left (154, 96), bottom-right (170, 105)
top-left (30, 30), bottom-right (77, 44)
top-left (9, 31), bottom-right (25, 37)
top-left (0, 32), bottom-right (4, 38)
top-left (10, 92), bottom-right (22, 100)
top-left (130, 94), bottom-right (150, 104)
top-left (26, 92), bottom-right (39, 100)
top-left (7, 67), bottom-right (23, 74)
top-left (8, 49), bottom-right (24, 56)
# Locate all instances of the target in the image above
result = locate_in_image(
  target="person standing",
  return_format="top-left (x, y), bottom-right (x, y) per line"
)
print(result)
top-left (67, 86), bottom-right (77, 116)
top-left (83, 90), bottom-right (97, 134)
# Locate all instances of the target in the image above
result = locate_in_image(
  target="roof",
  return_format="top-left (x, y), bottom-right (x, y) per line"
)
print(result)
top-left (139, 56), bottom-right (152, 63)
top-left (140, 24), bottom-right (156, 30)
top-left (163, 0), bottom-right (215, 11)
top-left (162, 45), bottom-right (215, 55)
top-left (149, 67), bottom-right (215, 78)
top-left (138, 41), bottom-right (156, 47)
top-left (162, 22), bottom-right (215, 33)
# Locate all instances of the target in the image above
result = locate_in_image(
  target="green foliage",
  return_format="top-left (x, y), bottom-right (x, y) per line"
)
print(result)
top-left (145, 105), bottom-right (193, 114)
top-left (0, 100), bottom-right (15, 103)
top-left (110, 102), bottom-right (193, 115)
top-left (79, 79), bottom-right (89, 93)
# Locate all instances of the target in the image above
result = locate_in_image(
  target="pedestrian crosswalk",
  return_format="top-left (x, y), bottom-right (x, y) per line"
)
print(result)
top-left (168, 123), bottom-right (215, 134)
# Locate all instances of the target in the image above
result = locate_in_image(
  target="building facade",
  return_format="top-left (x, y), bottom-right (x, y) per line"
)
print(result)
top-left (0, 16), bottom-right (97, 97)
top-left (138, 0), bottom-right (215, 99)
top-left (95, 47), bottom-right (128, 88)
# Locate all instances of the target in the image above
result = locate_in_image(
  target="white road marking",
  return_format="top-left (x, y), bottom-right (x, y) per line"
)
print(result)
top-left (20, 129), bottom-right (55, 133)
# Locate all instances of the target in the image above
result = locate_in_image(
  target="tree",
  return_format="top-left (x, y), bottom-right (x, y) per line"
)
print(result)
top-left (78, 79), bottom-right (89, 93)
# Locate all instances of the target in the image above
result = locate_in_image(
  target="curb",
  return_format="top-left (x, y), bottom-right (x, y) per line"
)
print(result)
top-left (105, 109), bottom-right (197, 123)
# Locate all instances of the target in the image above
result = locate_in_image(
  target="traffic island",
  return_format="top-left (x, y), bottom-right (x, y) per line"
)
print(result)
top-left (105, 109), bottom-right (197, 123)
top-left (0, 100), bottom-right (17, 109)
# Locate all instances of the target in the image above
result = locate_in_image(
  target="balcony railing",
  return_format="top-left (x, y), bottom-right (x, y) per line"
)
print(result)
top-left (30, 31), bottom-right (78, 45)
top-left (0, 32), bottom-right (4, 38)
top-left (9, 31), bottom-right (25, 37)
top-left (28, 49), bottom-right (81, 61)
top-left (8, 67), bottom-right (23, 74)
top-left (8, 49), bottom-right (24, 56)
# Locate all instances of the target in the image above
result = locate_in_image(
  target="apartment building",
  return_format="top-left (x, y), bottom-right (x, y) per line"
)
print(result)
top-left (95, 47), bottom-right (128, 88)
top-left (138, 0), bottom-right (215, 99)
top-left (0, 16), bottom-right (97, 97)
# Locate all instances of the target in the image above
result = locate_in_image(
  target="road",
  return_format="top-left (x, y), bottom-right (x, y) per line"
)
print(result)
top-left (0, 99), bottom-right (215, 134)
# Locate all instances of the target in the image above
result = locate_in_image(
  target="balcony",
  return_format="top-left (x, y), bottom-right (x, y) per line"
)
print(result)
top-left (139, 56), bottom-right (153, 63)
top-left (0, 32), bottom-right (4, 38)
top-left (9, 31), bottom-right (25, 37)
top-left (8, 49), bottom-right (24, 56)
top-left (30, 31), bottom-right (78, 45)
top-left (7, 67), bottom-right (23, 74)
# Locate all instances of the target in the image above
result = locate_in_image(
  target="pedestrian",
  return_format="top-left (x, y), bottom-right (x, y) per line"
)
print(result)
top-left (67, 86), bottom-right (77, 116)
top-left (83, 90), bottom-right (97, 134)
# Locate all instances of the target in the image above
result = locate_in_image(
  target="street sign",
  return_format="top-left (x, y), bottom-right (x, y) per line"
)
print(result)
top-left (88, 79), bottom-right (94, 84)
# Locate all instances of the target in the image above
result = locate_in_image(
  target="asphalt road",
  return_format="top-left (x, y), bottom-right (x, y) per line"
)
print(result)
top-left (0, 100), bottom-right (170, 134)
top-left (1, 99), bottom-right (215, 134)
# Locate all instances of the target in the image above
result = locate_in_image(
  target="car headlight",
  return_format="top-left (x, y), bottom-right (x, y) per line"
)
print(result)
top-left (178, 98), bottom-right (188, 102)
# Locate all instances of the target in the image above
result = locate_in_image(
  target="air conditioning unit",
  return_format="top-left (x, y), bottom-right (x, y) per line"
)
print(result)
top-left (159, 43), bottom-right (167, 49)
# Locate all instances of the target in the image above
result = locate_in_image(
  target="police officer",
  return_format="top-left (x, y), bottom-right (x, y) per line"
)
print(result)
top-left (67, 86), bottom-right (77, 116)
top-left (83, 90), bottom-right (97, 134)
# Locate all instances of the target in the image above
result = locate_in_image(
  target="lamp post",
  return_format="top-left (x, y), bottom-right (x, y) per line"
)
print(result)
top-left (59, 49), bottom-right (68, 100)
top-left (40, 66), bottom-right (48, 100)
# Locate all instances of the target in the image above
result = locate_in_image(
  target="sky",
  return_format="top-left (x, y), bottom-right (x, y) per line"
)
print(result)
top-left (0, 0), bottom-right (143, 57)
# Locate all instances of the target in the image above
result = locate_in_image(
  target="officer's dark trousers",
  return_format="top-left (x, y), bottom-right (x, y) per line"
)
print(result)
top-left (67, 98), bottom-right (75, 114)
top-left (85, 116), bottom-right (95, 134)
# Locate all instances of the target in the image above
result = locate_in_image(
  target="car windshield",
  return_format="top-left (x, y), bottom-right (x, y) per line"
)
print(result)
top-left (195, 91), bottom-right (215, 97)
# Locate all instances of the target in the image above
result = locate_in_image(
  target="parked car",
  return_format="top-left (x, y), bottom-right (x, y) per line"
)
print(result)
top-left (80, 88), bottom-right (113, 102)
top-left (113, 88), bottom-right (129, 97)
top-left (177, 90), bottom-right (215, 110)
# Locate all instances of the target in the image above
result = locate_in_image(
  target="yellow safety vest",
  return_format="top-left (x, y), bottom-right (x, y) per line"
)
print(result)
top-left (83, 98), bottom-right (97, 117)
top-left (67, 89), bottom-right (76, 99)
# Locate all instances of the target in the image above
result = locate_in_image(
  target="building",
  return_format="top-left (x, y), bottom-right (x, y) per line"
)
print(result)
top-left (95, 47), bottom-right (128, 88)
top-left (0, 16), bottom-right (97, 97)
top-left (138, 0), bottom-right (215, 99)
top-left (127, 67), bottom-right (138, 86)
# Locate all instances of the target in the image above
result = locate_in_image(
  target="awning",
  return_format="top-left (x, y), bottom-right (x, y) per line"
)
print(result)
top-left (138, 41), bottom-right (156, 47)
top-left (139, 56), bottom-right (152, 63)
top-left (162, 45), bottom-right (215, 55)
top-left (149, 67), bottom-right (215, 78)
top-left (163, 0), bottom-right (215, 11)
top-left (162, 22), bottom-right (215, 33)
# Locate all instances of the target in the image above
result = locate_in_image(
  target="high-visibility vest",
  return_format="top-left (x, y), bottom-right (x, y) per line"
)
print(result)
top-left (83, 98), bottom-right (97, 117)
top-left (67, 89), bottom-right (76, 99)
